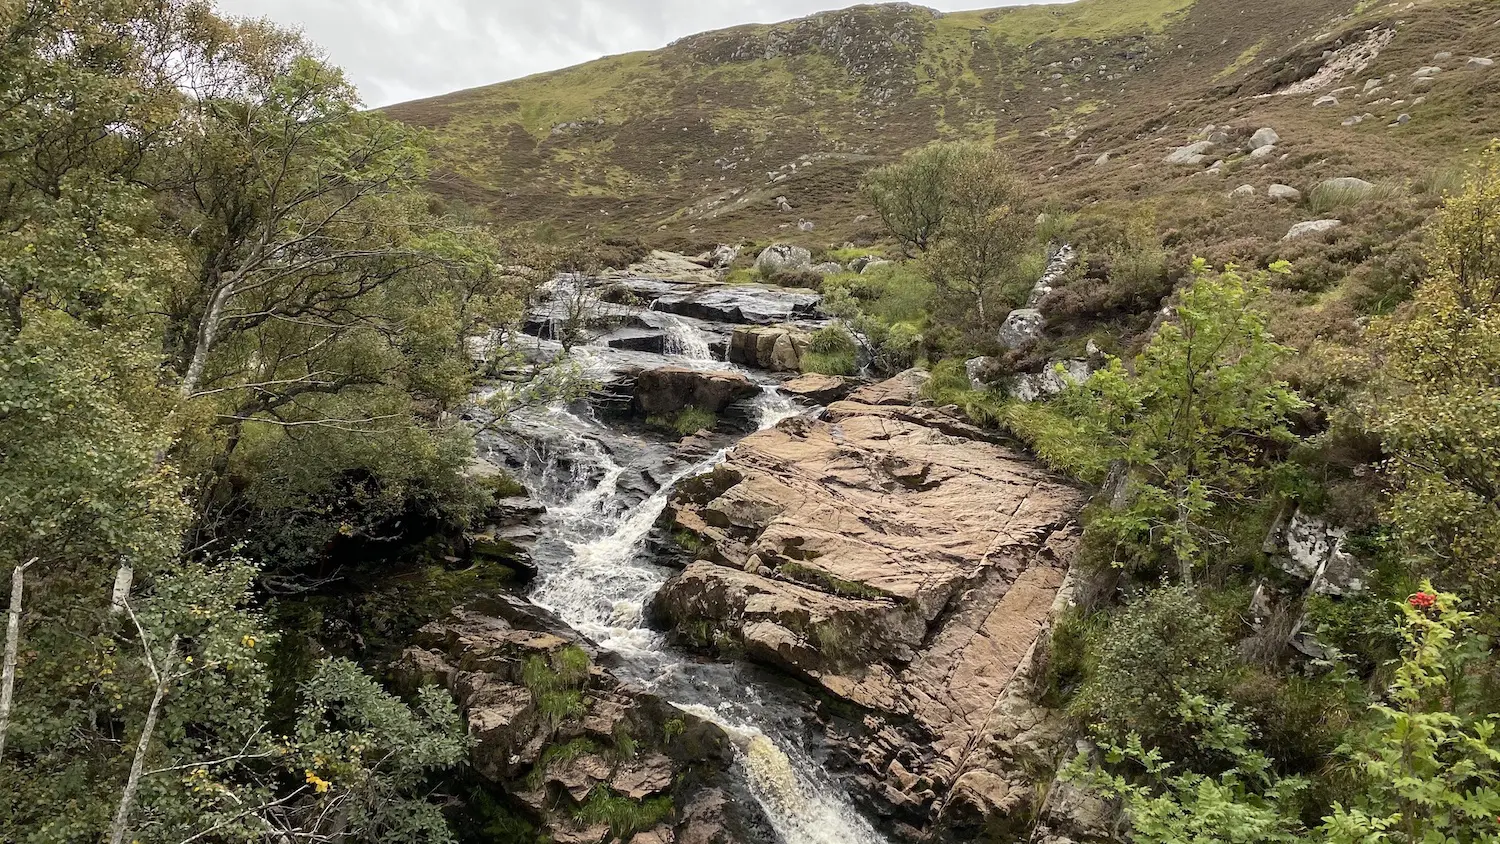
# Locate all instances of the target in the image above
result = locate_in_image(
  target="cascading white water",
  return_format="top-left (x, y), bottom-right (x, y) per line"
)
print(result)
top-left (675, 703), bottom-right (888, 844)
top-left (660, 313), bottom-right (714, 361)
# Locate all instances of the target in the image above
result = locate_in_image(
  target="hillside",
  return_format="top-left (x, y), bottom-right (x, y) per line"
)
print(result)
top-left (387, 0), bottom-right (1500, 250)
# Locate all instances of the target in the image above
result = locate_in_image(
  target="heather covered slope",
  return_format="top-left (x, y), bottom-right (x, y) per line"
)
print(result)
top-left (385, 0), bottom-right (1499, 247)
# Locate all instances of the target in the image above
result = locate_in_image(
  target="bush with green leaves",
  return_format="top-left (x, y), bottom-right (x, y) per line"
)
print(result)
top-left (1007, 260), bottom-right (1307, 581)
top-left (1072, 586), bottom-right (1235, 758)
top-left (1068, 583), bottom-right (1500, 844)
top-left (801, 324), bottom-right (860, 375)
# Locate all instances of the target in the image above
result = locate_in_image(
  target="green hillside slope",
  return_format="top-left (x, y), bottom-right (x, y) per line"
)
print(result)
top-left (385, 0), bottom-right (1498, 249)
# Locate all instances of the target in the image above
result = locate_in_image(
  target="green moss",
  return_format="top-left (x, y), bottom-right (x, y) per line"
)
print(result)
top-left (662, 718), bottom-right (686, 742)
top-left (780, 561), bottom-right (886, 600)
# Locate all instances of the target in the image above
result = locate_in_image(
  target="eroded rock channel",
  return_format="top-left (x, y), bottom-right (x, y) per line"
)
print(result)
top-left (408, 264), bottom-right (1092, 843)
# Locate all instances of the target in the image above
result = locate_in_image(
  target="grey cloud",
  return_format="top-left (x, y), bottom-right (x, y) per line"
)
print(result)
top-left (214, 0), bottom-right (1043, 106)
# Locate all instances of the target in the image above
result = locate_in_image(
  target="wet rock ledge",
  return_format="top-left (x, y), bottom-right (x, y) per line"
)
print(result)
top-left (396, 596), bottom-right (774, 844)
top-left (648, 370), bottom-right (1093, 842)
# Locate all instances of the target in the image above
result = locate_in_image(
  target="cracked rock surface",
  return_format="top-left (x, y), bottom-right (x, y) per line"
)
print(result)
top-left (649, 372), bottom-right (1088, 838)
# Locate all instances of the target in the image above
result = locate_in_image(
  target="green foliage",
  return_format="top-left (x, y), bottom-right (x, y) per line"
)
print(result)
top-left (919, 143), bottom-right (1034, 328)
top-left (861, 143), bottom-right (959, 254)
top-left (1321, 583), bottom-right (1500, 843)
top-left (1069, 695), bottom-right (1310, 844)
top-left (292, 658), bottom-right (470, 844)
top-left (648, 407), bottom-right (719, 436)
top-left (573, 788), bottom-right (673, 840)
top-left (1364, 145), bottom-right (1500, 622)
top-left (922, 359), bottom-right (1007, 427)
top-left (1072, 586), bottom-right (1235, 756)
top-left (1008, 260), bottom-right (1307, 580)
top-left (522, 646), bottom-right (593, 728)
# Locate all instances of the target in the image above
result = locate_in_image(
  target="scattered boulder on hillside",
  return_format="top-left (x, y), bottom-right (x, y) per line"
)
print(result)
top-left (1250, 145), bottom-right (1278, 160)
top-left (1412, 65), bottom-right (1443, 78)
top-left (1229, 184), bottom-right (1258, 200)
top-left (798, 219), bottom-right (816, 232)
top-left (1094, 152), bottom-right (1112, 166)
top-left (849, 255), bottom-right (888, 273)
top-left (810, 261), bottom-right (844, 276)
top-left (1009, 359), bottom-right (1094, 403)
top-left (1470, 57), bottom-right (1495, 69)
top-left (753, 243), bottom-right (812, 278)
top-left (1263, 508), bottom-right (1367, 596)
top-left (998, 308), bottom-right (1046, 350)
top-left (633, 367), bottom-right (760, 418)
top-left (1317, 176), bottom-right (1376, 197)
top-left (1284, 219), bottom-right (1342, 240)
top-left (774, 195), bottom-right (792, 212)
top-left (728, 325), bottom-right (810, 372)
top-left (780, 373), bottom-right (859, 405)
top-left (1247, 127), bottom-right (1280, 151)
top-left (1363, 78), bottom-right (1382, 92)
top-left (1392, 113), bottom-right (1411, 126)
top-left (965, 356), bottom-right (1004, 391)
top-left (1164, 141), bottom-right (1214, 165)
top-left (1313, 95), bottom-right (1339, 107)
top-left (704, 244), bottom-right (740, 268)
top-left (1268, 184), bottom-right (1302, 202)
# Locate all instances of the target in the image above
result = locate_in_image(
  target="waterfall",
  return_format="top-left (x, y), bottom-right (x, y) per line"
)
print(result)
top-left (514, 394), bottom-right (887, 844)
top-left (661, 313), bottom-right (714, 361)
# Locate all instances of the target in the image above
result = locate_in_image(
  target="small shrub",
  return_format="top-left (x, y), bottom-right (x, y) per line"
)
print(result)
top-left (923, 358), bottom-right (1006, 426)
top-left (800, 351), bottom-right (856, 376)
top-left (673, 407), bottom-right (716, 436)
top-left (1307, 181), bottom-right (1403, 215)
top-left (1072, 585), bottom-right (1235, 761)
top-left (522, 646), bottom-right (592, 727)
top-left (574, 789), bottom-right (673, 840)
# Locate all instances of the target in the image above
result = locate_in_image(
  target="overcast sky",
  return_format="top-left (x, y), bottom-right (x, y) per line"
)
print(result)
top-left (214, 0), bottom-right (1057, 107)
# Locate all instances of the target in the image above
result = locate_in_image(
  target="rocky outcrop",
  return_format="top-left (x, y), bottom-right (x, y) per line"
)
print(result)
top-left (728, 325), bottom-right (810, 372)
top-left (649, 373), bottom-right (1087, 838)
top-left (780, 373), bottom-right (860, 405)
top-left (633, 367), bottom-right (760, 418)
top-left (1284, 219), bottom-right (1341, 240)
top-left (395, 599), bottom-right (774, 844)
top-left (754, 243), bottom-right (813, 278)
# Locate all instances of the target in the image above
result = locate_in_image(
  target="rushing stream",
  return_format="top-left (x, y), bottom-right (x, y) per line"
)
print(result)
top-left (490, 314), bottom-right (890, 844)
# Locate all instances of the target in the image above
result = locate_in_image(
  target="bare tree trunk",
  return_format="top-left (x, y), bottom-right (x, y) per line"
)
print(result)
top-left (110, 563), bottom-right (134, 616)
top-left (109, 635), bottom-right (180, 844)
top-left (0, 559), bottom-right (36, 764)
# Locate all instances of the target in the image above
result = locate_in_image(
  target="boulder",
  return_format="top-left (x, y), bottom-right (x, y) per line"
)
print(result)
top-left (1265, 508), bottom-right (1367, 596)
top-left (633, 367), bottom-right (760, 418)
top-left (965, 356), bottom-right (1005, 390)
top-left (1164, 140), bottom-right (1214, 165)
top-left (846, 367), bottom-right (930, 406)
top-left (1284, 219), bottom-right (1342, 240)
top-left (1247, 127), bottom-right (1280, 150)
top-left (849, 255), bottom-right (888, 273)
top-left (810, 261), bottom-right (844, 276)
top-left (998, 308), bottom-right (1046, 349)
top-left (1363, 78), bottom-right (1383, 92)
top-left (1007, 359), bottom-right (1093, 403)
top-left (728, 325), bottom-right (809, 372)
top-left (1228, 184), bottom-right (1257, 200)
top-left (705, 244), bottom-right (739, 268)
top-left (1249, 145), bottom-right (1278, 160)
top-left (1268, 184), bottom-right (1302, 202)
top-left (798, 219), bottom-right (815, 232)
top-left (1313, 95), bottom-right (1339, 107)
top-left (650, 285), bottom-right (822, 325)
top-left (1469, 57), bottom-right (1495, 69)
top-left (780, 373), bottom-right (858, 405)
top-left (1317, 176), bottom-right (1375, 197)
top-left (753, 243), bottom-right (812, 278)
top-left (1412, 66), bottom-right (1443, 78)
top-left (1094, 152), bottom-right (1111, 165)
